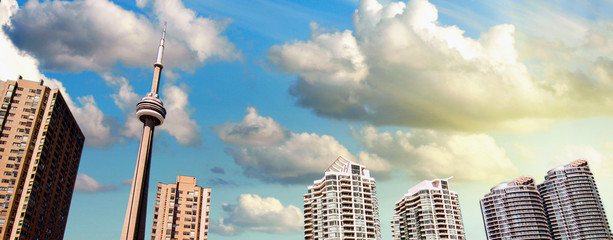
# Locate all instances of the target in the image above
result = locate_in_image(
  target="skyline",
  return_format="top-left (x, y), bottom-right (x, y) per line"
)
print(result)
top-left (2, 0), bottom-right (613, 239)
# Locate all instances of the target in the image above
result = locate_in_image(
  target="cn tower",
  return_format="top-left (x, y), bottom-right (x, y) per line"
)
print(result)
top-left (121, 23), bottom-right (168, 240)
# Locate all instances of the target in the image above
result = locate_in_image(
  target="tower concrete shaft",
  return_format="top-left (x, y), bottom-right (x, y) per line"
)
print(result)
top-left (121, 23), bottom-right (167, 240)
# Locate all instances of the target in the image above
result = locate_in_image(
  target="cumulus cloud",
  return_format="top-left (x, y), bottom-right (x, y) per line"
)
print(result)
top-left (74, 174), bottom-right (118, 193)
top-left (102, 74), bottom-right (140, 112)
top-left (4, 0), bottom-right (239, 72)
top-left (158, 84), bottom-right (201, 146)
top-left (152, 0), bottom-right (239, 63)
top-left (268, 0), bottom-right (613, 132)
top-left (354, 126), bottom-right (518, 182)
top-left (211, 194), bottom-right (303, 236)
top-left (212, 107), bottom-right (288, 146)
top-left (216, 107), bottom-right (390, 183)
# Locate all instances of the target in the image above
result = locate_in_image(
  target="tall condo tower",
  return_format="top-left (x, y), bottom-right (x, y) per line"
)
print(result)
top-left (0, 79), bottom-right (84, 240)
top-left (303, 156), bottom-right (381, 240)
top-left (480, 176), bottom-right (551, 240)
top-left (150, 176), bottom-right (212, 240)
top-left (391, 178), bottom-right (465, 240)
top-left (538, 160), bottom-right (612, 239)
top-left (121, 23), bottom-right (168, 240)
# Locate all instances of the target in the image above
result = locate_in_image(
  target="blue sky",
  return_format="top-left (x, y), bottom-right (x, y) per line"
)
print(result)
top-left (2, 0), bottom-right (613, 239)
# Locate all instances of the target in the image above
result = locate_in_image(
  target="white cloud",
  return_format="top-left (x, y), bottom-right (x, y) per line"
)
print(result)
top-left (269, 22), bottom-right (368, 86)
top-left (551, 145), bottom-right (613, 176)
top-left (4, 0), bottom-right (239, 72)
top-left (158, 84), bottom-right (201, 146)
top-left (211, 194), bottom-right (303, 235)
top-left (135, 0), bottom-right (149, 8)
top-left (102, 74), bottom-right (140, 112)
top-left (355, 126), bottom-right (518, 182)
top-left (152, 0), bottom-right (240, 63)
top-left (268, 0), bottom-right (613, 132)
top-left (228, 132), bottom-right (389, 183)
top-left (212, 107), bottom-right (288, 146)
top-left (74, 174), bottom-right (117, 193)
top-left (73, 96), bottom-right (116, 147)
top-left (219, 108), bottom-right (390, 183)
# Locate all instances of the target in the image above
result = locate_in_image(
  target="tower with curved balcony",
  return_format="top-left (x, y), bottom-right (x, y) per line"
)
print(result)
top-left (480, 176), bottom-right (551, 240)
top-left (303, 156), bottom-right (381, 240)
top-left (538, 160), bottom-right (612, 239)
top-left (391, 178), bottom-right (465, 240)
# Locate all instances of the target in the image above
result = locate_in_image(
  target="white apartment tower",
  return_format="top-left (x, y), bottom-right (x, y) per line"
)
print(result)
top-left (303, 156), bottom-right (381, 240)
top-left (537, 160), bottom-right (612, 239)
top-left (391, 178), bottom-right (465, 240)
top-left (480, 176), bottom-right (551, 240)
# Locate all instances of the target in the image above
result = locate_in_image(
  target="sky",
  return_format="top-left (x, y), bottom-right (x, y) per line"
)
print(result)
top-left (2, 0), bottom-right (613, 239)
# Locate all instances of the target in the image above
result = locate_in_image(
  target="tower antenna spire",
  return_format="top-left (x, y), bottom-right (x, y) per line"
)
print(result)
top-left (151, 21), bottom-right (166, 94)
top-left (155, 22), bottom-right (166, 68)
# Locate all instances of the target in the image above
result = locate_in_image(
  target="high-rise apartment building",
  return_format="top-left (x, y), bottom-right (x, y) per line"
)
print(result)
top-left (151, 176), bottom-right (212, 240)
top-left (480, 176), bottom-right (551, 240)
top-left (391, 178), bottom-right (465, 240)
top-left (538, 160), bottom-right (612, 239)
top-left (0, 78), bottom-right (84, 240)
top-left (303, 156), bottom-right (381, 240)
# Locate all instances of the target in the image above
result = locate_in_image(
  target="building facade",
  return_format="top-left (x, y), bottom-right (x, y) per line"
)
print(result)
top-left (391, 178), bottom-right (465, 240)
top-left (151, 176), bottom-right (212, 240)
top-left (480, 176), bottom-right (551, 240)
top-left (0, 79), bottom-right (84, 240)
top-left (303, 156), bottom-right (381, 240)
top-left (538, 160), bottom-right (612, 239)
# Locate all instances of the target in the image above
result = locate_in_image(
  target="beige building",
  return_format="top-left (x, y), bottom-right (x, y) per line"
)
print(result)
top-left (151, 176), bottom-right (212, 240)
top-left (391, 178), bottom-right (465, 240)
top-left (303, 156), bottom-right (382, 240)
top-left (0, 78), bottom-right (84, 240)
